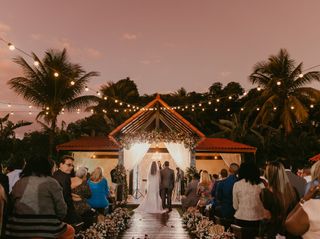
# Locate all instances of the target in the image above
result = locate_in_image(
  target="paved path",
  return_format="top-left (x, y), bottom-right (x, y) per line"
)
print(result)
top-left (120, 208), bottom-right (191, 239)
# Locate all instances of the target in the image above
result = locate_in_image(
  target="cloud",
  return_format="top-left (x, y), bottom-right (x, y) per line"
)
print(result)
top-left (0, 22), bottom-right (11, 33)
top-left (220, 71), bottom-right (232, 77)
top-left (84, 48), bottom-right (102, 59)
top-left (122, 33), bottom-right (138, 40)
top-left (140, 58), bottom-right (161, 65)
top-left (30, 33), bottom-right (43, 41)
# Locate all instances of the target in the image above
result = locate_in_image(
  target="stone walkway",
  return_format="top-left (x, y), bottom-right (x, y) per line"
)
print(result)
top-left (120, 208), bottom-right (191, 239)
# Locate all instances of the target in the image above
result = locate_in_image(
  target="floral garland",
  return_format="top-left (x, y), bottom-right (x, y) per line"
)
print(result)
top-left (182, 207), bottom-right (235, 239)
top-left (75, 207), bottom-right (132, 239)
top-left (119, 130), bottom-right (199, 149)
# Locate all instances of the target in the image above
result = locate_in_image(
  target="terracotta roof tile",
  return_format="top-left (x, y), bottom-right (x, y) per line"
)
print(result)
top-left (195, 138), bottom-right (256, 153)
top-left (56, 136), bottom-right (119, 151)
top-left (310, 153), bottom-right (320, 161)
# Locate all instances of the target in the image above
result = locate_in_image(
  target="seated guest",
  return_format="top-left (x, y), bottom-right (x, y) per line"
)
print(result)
top-left (260, 161), bottom-right (299, 238)
top-left (53, 155), bottom-right (77, 224)
top-left (7, 158), bottom-right (25, 193)
top-left (215, 163), bottom-right (239, 219)
top-left (71, 167), bottom-right (93, 227)
top-left (6, 156), bottom-right (74, 238)
top-left (0, 165), bottom-right (9, 196)
top-left (197, 170), bottom-right (212, 214)
top-left (181, 173), bottom-right (200, 211)
top-left (285, 185), bottom-right (320, 238)
top-left (0, 184), bottom-right (6, 238)
top-left (87, 167), bottom-right (110, 215)
top-left (233, 162), bottom-right (265, 229)
top-left (304, 161), bottom-right (320, 197)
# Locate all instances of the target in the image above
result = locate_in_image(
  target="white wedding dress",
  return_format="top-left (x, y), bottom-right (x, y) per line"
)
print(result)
top-left (135, 162), bottom-right (166, 213)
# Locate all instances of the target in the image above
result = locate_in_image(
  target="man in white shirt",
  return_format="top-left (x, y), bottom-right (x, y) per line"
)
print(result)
top-left (7, 158), bottom-right (25, 193)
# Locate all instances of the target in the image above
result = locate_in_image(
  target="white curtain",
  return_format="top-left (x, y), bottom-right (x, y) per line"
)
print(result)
top-left (220, 153), bottom-right (241, 167)
top-left (123, 143), bottom-right (151, 171)
top-left (164, 142), bottom-right (191, 171)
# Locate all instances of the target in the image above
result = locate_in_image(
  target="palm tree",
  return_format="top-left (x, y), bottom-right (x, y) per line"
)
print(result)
top-left (0, 114), bottom-right (32, 140)
top-left (249, 49), bottom-right (320, 134)
top-left (8, 48), bottom-right (99, 156)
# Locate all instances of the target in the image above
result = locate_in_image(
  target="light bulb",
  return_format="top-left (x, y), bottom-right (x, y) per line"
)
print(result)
top-left (277, 81), bottom-right (281, 86)
top-left (299, 74), bottom-right (304, 78)
top-left (33, 61), bottom-right (39, 67)
top-left (70, 81), bottom-right (75, 85)
top-left (54, 72), bottom-right (59, 78)
top-left (8, 43), bottom-right (15, 51)
top-left (85, 86), bottom-right (89, 91)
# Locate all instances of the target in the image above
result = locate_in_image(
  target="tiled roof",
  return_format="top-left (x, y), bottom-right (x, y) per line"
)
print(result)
top-left (56, 136), bottom-right (120, 151)
top-left (310, 153), bottom-right (320, 161)
top-left (195, 138), bottom-right (256, 153)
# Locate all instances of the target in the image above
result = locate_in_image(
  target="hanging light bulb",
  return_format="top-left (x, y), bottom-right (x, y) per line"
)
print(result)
top-left (214, 108), bottom-right (218, 112)
top-left (243, 92), bottom-right (247, 96)
top-left (191, 108), bottom-right (195, 111)
top-left (257, 86), bottom-right (261, 91)
top-left (70, 81), bottom-right (75, 85)
top-left (256, 107), bottom-right (260, 111)
top-left (8, 43), bottom-right (15, 51)
top-left (202, 108), bottom-right (205, 111)
top-left (104, 96), bottom-right (108, 100)
top-left (96, 91), bottom-right (101, 96)
top-left (10, 112), bottom-right (14, 115)
top-left (228, 96), bottom-right (232, 100)
top-left (273, 107), bottom-right (277, 111)
top-left (85, 86), bottom-right (89, 91)
top-left (115, 99), bottom-right (118, 103)
top-left (208, 101), bottom-right (212, 105)
top-left (28, 105), bottom-right (32, 109)
top-left (7, 104), bottom-right (11, 108)
top-left (120, 102), bottom-right (123, 106)
top-left (227, 108), bottom-right (230, 112)
top-left (216, 99), bottom-right (220, 102)
top-left (299, 74), bottom-right (304, 78)
top-left (277, 81), bottom-right (281, 86)
top-left (199, 103), bottom-right (202, 107)
top-left (46, 107), bottom-right (50, 110)
top-left (28, 111), bottom-right (32, 115)
top-left (310, 104), bottom-right (314, 108)
top-left (33, 60), bottom-right (39, 67)
top-left (290, 106), bottom-right (295, 110)
top-left (241, 108), bottom-right (244, 111)
top-left (54, 72), bottom-right (59, 78)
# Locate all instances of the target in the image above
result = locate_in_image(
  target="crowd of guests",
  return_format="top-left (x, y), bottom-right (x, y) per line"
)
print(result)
top-left (0, 155), bottom-right (112, 239)
top-left (181, 159), bottom-right (320, 239)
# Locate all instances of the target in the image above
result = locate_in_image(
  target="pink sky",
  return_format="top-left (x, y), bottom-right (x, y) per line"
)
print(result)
top-left (1, 0), bottom-right (320, 136)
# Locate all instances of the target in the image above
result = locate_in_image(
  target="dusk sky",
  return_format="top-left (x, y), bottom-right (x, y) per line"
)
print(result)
top-left (1, 0), bottom-right (320, 136)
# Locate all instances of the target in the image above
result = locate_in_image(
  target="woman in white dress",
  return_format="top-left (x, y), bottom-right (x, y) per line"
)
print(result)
top-left (135, 161), bottom-right (166, 213)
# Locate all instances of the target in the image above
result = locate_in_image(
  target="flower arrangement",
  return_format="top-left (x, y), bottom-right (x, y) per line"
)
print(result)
top-left (185, 166), bottom-right (198, 182)
top-left (75, 207), bottom-right (132, 239)
top-left (119, 130), bottom-right (199, 149)
top-left (182, 207), bottom-right (235, 239)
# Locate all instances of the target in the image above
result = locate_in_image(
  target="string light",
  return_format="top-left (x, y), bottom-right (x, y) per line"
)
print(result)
top-left (85, 86), bottom-right (89, 91)
top-left (277, 81), bottom-right (281, 86)
top-left (54, 72), bottom-right (59, 78)
top-left (299, 74), bottom-right (304, 78)
top-left (8, 43), bottom-right (15, 51)
top-left (33, 60), bottom-right (39, 67)
top-left (70, 81), bottom-right (75, 85)
top-left (310, 104), bottom-right (314, 108)
top-left (257, 86), bottom-right (261, 91)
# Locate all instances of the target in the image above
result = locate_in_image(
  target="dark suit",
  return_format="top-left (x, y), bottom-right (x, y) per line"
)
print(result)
top-left (285, 169), bottom-right (306, 198)
top-left (53, 169), bottom-right (76, 224)
top-left (160, 167), bottom-right (175, 210)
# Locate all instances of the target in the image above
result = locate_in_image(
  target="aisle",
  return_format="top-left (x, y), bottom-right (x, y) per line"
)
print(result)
top-left (120, 208), bottom-right (191, 239)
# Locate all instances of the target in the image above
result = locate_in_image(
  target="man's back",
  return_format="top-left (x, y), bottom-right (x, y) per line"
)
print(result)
top-left (285, 170), bottom-right (306, 198)
top-left (160, 167), bottom-right (174, 189)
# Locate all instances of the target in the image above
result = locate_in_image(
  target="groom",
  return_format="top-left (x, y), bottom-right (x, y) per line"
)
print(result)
top-left (160, 161), bottom-right (175, 211)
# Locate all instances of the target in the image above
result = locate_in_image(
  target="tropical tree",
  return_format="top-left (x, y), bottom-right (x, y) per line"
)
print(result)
top-left (0, 114), bottom-right (32, 140)
top-left (249, 49), bottom-right (320, 134)
top-left (8, 48), bottom-right (99, 156)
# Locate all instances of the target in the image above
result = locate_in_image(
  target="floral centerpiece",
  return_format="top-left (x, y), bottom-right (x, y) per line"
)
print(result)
top-left (75, 207), bottom-right (132, 239)
top-left (182, 207), bottom-right (235, 239)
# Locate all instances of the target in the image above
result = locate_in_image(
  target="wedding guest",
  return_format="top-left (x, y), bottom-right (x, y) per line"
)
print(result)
top-left (87, 167), bottom-right (110, 215)
top-left (0, 165), bottom-right (8, 196)
top-left (283, 159), bottom-right (306, 198)
top-left (71, 167), bottom-right (93, 227)
top-left (0, 184), bottom-right (6, 238)
top-left (53, 155), bottom-right (77, 224)
top-left (303, 167), bottom-right (312, 183)
top-left (6, 156), bottom-right (74, 238)
top-left (197, 170), bottom-right (212, 213)
top-left (304, 161), bottom-right (320, 197)
top-left (181, 173), bottom-right (200, 211)
top-left (233, 162), bottom-right (265, 228)
top-left (285, 185), bottom-right (320, 238)
top-left (215, 163), bottom-right (239, 219)
top-left (7, 158), bottom-right (25, 193)
top-left (260, 161), bottom-right (299, 238)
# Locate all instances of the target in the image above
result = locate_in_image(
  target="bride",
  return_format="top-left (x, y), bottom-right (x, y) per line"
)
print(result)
top-left (135, 161), bottom-right (166, 213)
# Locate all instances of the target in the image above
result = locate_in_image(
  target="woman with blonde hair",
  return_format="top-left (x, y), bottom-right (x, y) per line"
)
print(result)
top-left (87, 167), bottom-right (110, 215)
top-left (260, 161), bottom-right (299, 238)
top-left (304, 160), bottom-right (320, 196)
top-left (197, 170), bottom-right (212, 213)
